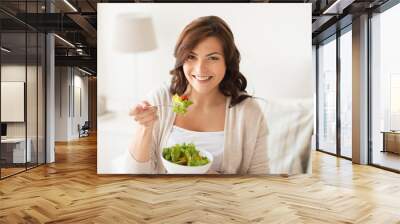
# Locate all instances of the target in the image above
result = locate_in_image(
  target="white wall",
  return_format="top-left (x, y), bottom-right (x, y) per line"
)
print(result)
top-left (55, 67), bottom-right (89, 141)
top-left (55, 67), bottom-right (68, 141)
top-left (72, 73), bottom-right (89, 138)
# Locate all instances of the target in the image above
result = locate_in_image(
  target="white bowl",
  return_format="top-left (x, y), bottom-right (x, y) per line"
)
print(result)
top-left (160, 149), bottom-right (213, 174)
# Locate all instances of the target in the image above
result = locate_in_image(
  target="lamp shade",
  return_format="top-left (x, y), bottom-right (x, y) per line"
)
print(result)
top-left (113, 14), bottom-right (157, 53)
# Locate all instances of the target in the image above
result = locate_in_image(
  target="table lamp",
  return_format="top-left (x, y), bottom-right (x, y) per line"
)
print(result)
top-left (111, 13), bottom-right (158, 111)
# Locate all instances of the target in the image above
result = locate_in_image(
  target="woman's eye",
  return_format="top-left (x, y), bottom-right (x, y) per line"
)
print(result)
top-left (209, 56), bottom-right (219, 61)
top-left (186, 55), bottom-right (195, 60)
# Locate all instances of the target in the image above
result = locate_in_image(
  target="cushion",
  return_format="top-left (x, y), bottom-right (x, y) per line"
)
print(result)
top-left (262, 98), bottom-right (314, 174)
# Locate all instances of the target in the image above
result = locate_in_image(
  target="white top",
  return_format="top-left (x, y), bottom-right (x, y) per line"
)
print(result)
top-left (116, 84), bottom-right (269, 174)
top-left (165, 125), bottom-right (225, 172)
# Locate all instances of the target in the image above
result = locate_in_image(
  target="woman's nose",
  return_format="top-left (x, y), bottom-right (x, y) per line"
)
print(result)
top-left (194, 60), bottom-right (208, 74)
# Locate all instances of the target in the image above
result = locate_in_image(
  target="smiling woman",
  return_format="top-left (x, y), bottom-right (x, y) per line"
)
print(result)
top-left (170, 16), bottom-right (250, 106)
top-left (127, 16), bottom-right (268, 174)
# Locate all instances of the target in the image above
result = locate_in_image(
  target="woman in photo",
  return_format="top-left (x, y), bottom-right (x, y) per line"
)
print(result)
top-left (128, 15), bottom-right (268, 174)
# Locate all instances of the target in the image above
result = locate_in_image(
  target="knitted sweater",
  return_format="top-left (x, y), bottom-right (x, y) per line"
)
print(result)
top-left (139, 84), bottom-right (269, 174)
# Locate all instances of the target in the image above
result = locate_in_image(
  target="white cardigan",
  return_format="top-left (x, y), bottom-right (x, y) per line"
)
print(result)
top-left (140, 84), bottom-right (269, 174)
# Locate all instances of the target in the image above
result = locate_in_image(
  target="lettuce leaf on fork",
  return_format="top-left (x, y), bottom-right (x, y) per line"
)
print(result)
top-left (172, 94), bottom-right (193, 115)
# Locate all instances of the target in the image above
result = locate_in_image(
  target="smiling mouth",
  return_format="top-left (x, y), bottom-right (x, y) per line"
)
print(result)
top-left (192, 75), bottom-right (213, 81)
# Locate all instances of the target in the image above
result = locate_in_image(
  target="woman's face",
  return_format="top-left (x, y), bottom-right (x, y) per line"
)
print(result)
top-left (183, 36), bottom-right (226, 95)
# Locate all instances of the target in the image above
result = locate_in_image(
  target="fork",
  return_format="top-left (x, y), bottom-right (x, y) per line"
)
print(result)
top-left (150, 104), bottom-right (174, 108)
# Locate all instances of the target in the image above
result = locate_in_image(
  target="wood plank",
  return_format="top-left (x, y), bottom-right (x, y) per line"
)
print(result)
top-left (0, 134), bottom-right (399, 223)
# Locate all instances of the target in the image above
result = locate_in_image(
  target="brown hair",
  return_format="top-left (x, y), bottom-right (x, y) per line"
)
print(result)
top-left (169, 16), bottom-right (250, 107)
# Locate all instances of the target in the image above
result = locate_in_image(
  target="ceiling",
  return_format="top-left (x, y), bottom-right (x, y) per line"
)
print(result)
top-left (0, 0), bottom-right (392, 75)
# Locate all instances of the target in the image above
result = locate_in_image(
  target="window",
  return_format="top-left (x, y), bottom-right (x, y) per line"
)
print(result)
top-left (0, 1), bottom-right (47, 179)
top-left (339, 28), bottom-right (352, 158)
top-left (390, 74), bottom-right (400, 130)
top-left (371, 2), bottom-right (400, 171)
top-left (317, 36), bottom-right (337, 154)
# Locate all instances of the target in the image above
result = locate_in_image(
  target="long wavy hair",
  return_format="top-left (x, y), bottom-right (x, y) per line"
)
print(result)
top-left (169, 16), bottom-right (250, 107)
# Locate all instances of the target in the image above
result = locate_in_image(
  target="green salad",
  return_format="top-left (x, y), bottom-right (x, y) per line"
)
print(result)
top-left (172, 94), bottom-right (193, 115)
top-left (162, 143), bottom-right (209, 166)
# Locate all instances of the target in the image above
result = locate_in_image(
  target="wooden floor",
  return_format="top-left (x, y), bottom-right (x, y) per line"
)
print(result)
top-left (1, 163), bottom-right (44, 178)
top-left (373, 151), bottom-right (400, 171)
top-left (1, 135), bottom-right (400, 223)
top-left (0, 167), bottom-right (26, 178)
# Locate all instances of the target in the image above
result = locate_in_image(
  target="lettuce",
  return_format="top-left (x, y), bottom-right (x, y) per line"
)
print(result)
top-left (172, 94), bottom-right (193, 115)
top-left (162, 143), bottom-right (209, 166)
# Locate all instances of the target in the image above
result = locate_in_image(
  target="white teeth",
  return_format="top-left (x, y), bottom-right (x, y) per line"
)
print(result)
top-left (193, 75), bottom-right (212, 81)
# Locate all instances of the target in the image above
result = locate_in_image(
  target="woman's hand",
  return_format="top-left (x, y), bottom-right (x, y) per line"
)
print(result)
top-left (129, 101), bottom-right (158, 129)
